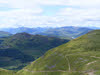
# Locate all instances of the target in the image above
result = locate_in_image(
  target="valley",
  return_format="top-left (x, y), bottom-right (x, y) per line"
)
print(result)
top-left (0, 28), bottom-right (99, 75)
top-left (0, 32), bottom-right (68, 70)
top-left (0, 0), bottom-right (99, 74)
top-left (0, 26), bottom-right (93, 39)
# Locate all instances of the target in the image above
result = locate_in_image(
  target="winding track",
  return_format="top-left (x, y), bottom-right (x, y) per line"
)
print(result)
top-left (23, 56), bottom-right (100, 75)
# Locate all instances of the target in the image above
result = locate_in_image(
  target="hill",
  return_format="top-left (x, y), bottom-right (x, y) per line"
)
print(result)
top-left (0, 31), bottom-right (11, 38)
top-left (17, 30), bottom-right (100, 75)
top-left (0, 33), bottom-right (69, 70)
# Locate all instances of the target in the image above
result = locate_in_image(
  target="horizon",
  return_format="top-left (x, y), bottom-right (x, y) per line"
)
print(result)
top-left (0, 26), bottom-right (100, 30)
top-left (0, 0), bottom-right (99, 73)
top-left (0, 0), bottom-right (99, 28)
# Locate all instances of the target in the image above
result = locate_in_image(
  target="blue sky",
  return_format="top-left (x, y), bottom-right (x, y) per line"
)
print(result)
top-left (42, 6), bottom-right (67, 16)
top-left (0, 0), bottom-right (100, 28)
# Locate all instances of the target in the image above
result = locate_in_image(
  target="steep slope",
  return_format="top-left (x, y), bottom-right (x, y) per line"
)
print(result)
top-left (0, 31), bottom-right (11, 37)
top-left (0, 33), bottom-right (69, 70)
top-left (18, 30), bottom-right (100, 75)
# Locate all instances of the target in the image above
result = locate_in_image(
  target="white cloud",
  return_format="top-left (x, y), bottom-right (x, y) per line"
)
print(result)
top-left (37, 0), bottom-right (69, 6)
top-left (0, 0), bottom-right (69, 8)
top-left (0, 0), bottom-right (38, 9)
top-left (0, 0), bottom-right (100, 28)
top-left (68, 0), bottom-right (100, 8)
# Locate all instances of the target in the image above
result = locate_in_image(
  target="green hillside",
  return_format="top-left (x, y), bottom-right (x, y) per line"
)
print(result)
top-left (0, 31), bottom-right (11, 44)
top-left (17, 30), bottom-right (100, 75)
top-left (0, 68), bottom-right (15, 75)
top-left (0, 33), bottom-right (69, 70)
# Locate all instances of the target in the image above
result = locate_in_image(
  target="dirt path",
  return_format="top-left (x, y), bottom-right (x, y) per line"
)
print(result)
top-left (86, 61), bottom-right (97, 65)
top-left (23, 56), bottom-right (99, 74)
top-left (91, 56), bottom-right (100, 59)
top-left (24, 69), bottom-right (85, 73)
top-left (87, 71), bottom-right (94, 75)
top-left (24, 69), bottom-right (69, 72)
top-left (24, 69), bottom-right (95, 75)
top-left (24, 69), bottom-right (62, 72)
top-left (66, 56), bottom-right (71, 71)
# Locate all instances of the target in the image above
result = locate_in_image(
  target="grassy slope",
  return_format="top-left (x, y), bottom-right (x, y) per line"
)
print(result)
top-left (18, 30), bottom-right (100, 75)
top-left (0, 68), bottom-right (15, 75)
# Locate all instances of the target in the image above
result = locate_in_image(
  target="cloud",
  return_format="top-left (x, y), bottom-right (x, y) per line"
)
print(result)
top-left (0, 0), bottom-right (100, 28)
top-left (0, 9), bottom-right (43, 28)
top-left (0, 0), bottom-right (38, 9)
top-left (68, 0), bottom-right (100, 8)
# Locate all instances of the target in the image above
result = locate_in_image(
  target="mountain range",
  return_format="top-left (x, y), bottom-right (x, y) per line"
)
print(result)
top-left (38, 26), bottom-right (93, 39)
top-left (0, 26), bottom-right (93, 39)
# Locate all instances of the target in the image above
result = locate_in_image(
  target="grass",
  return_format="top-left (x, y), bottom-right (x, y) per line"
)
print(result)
top-left (0, 68), bottom-right (15, 75)
top-left (17, 30), bottom-right (100, 75)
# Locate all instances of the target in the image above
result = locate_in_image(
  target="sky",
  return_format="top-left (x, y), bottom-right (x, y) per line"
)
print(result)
top-left (0, 0), bottom-right (100, 28)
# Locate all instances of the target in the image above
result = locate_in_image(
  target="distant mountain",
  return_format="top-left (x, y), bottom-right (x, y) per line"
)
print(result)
top-left (0, 31), bottom-right (11, 38)
top-left (18, 30), bottom-right (100, 75)
top-left (39, 26), bottom-right (93, 39)
top-left (0, 26), bottom-right (93, 39)
top-left (0, 33), bottom-right (69, 70)
top-left (88, 26), bottom-right (100, 29)
top-left (0, 27), bottom-right (50, 34)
